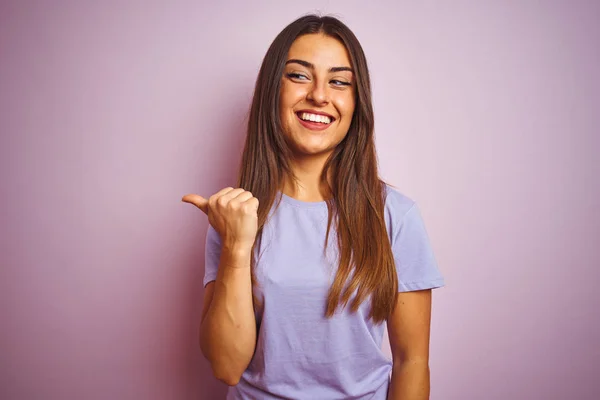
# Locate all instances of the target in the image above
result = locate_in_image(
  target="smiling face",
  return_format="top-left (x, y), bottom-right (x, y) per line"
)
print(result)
top-left (279, 33), bottom-right (356, 159)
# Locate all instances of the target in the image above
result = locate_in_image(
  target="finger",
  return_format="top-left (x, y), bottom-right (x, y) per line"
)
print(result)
top-left (181, 194), bottom-right (209, 214)
top-left (218, 188), bottom-right (246, 205)
top-left (233, 191), bottom-right (253, 203)
top-left (243, 196), bottom-right (259, 211)
top-left (214, 187), bottom-right (235, 197)
top-left (182, 187), bottom-right (234, 214)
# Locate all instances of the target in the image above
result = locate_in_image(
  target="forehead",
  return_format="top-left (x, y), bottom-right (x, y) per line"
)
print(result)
top-left (287, 33), bottom-right (352, 68)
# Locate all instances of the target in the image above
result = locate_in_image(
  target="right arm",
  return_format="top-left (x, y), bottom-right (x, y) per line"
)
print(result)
top-left (183, 187), bottom-right (259, 386)
top-left (200, 245), bottom-right (256, 385)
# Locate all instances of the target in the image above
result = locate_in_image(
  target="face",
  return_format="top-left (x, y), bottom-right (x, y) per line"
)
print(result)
top-left (279, 33), bottom-right (356, 158)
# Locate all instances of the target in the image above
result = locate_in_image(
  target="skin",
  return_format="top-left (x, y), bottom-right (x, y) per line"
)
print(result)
top-left (182, 33), bottom-right (434, 398)
top-left (387, 290), bottom-right (433, 400)
top-left (183, 187), bottom-right (258, 385)
top-left (279, 33), bottom-right (356, 202)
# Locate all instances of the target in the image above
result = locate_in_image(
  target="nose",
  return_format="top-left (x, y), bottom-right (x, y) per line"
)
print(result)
top-left (306, 79), bottom-right (329, 105)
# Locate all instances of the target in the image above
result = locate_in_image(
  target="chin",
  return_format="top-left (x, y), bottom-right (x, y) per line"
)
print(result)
top-left (284, 129), bottom-right (339, 157)
top-left (293, 145), bottom-right (333, 157)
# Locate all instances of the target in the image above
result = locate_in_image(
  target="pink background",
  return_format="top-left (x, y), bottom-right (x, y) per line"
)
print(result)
top-left (1, 1), bottom-right (598, 399)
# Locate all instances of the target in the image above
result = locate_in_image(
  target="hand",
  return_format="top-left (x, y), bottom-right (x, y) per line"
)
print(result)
top-left (182, 187), bottom-right (259, 250)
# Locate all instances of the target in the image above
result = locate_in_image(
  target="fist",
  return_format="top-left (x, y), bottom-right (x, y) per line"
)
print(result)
top-left (182, 187), bottom-right (259, 250)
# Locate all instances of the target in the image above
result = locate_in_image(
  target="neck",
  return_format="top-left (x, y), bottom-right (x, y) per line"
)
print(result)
top-left (283, 153), bottom-right (333, 202)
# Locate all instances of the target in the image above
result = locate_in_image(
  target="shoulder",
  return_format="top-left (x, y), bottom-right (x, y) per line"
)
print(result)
top-left (382, 183), bottom-right (431, 242)
top-left (383, 183), bottom-right (416, 222)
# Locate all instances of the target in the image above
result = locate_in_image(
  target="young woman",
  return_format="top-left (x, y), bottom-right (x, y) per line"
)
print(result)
top-left (183, 14), bottom-right (444, 400)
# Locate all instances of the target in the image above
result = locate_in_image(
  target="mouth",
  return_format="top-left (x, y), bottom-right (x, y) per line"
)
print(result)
top-left (295, 110), bottom-right (336, 131)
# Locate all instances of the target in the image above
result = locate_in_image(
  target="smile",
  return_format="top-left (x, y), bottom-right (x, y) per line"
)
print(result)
top-left (295, 111), bottom-right (335, 131)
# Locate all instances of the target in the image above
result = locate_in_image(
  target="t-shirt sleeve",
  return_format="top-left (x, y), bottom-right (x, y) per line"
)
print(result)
top-left (392, 203), bottom-right (445, 292)
top-left (203, 224), bottom-right (222, 287)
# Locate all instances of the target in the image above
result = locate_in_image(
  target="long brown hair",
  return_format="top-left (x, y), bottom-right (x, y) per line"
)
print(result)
top-left (236, 14), bottom-right (397, 323)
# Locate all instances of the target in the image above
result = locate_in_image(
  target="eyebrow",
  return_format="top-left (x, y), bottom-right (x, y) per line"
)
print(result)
top-left (285, 59), bottom-right (353, 73)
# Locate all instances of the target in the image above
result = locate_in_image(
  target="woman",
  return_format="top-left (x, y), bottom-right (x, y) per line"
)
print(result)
top-left (183, 14), bottom-right (444, 400)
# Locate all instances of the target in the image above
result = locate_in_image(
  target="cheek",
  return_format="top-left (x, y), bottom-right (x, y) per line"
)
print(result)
top-left (280, 82), bottom-right (305, 108)
top-left (336, 96), bottom-right (356, 122)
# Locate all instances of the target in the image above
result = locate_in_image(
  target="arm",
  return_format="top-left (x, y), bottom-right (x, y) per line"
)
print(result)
top-left (387, 289), bottom-right (433, 400)
top-left (184, 187), bottom-right (259, 386)
top-left (200, 245), bottom-right (257, 386)
top-left (200, 246), bottom-right (256, 386)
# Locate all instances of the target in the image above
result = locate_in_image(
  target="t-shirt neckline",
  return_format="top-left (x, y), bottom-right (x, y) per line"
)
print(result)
top-left (278, 191), bottom-right (329, 209)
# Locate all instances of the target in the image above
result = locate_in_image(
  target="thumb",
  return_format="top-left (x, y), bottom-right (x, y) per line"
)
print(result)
top-left (181, 194), bottom-right (208, 215)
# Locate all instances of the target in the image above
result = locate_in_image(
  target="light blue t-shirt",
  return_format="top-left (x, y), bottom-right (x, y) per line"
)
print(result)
top-left (203, 185), bottom-right (445, 399)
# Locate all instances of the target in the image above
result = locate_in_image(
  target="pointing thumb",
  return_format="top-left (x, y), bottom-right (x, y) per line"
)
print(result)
top-left (181, 194), bottom-right (208, 215)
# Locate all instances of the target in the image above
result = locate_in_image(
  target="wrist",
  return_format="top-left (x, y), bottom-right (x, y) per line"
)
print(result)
top-left (221, 242), bottom-right (253, 266)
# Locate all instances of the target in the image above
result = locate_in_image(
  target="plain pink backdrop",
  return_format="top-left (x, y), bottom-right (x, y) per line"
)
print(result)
top-left (1, 1), bottom-right (598, 399)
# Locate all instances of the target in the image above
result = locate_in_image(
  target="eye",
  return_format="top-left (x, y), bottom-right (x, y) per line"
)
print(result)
top-left (286, 73), bottom-right (309, 81)
top-left (330, 79), bottom-right (351, 87)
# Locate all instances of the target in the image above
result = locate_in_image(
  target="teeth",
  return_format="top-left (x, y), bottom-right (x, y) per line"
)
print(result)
top-left (300, 112), bottom-right (331, 124)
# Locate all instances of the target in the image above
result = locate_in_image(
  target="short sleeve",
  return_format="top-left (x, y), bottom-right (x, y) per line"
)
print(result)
top-left (203, 224), bottom-right (222, 287)
top-left (392, 203), bottom-right (445, 292)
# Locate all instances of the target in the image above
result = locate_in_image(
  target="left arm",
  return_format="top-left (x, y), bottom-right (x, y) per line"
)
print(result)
top-left (387, 289), bottom-right (433, 400)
